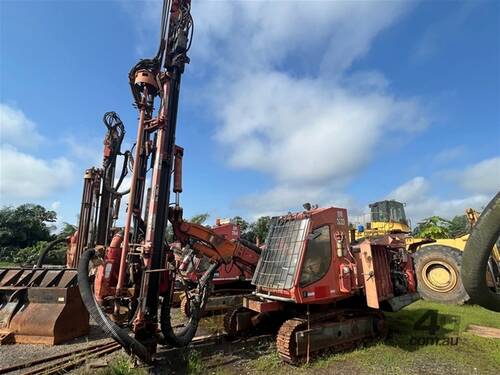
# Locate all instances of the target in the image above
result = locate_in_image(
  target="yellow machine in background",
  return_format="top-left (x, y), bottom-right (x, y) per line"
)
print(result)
top-left (355, 200), bottom-right (411, 236)
top-left (354, 200), bottom-right (500, 305)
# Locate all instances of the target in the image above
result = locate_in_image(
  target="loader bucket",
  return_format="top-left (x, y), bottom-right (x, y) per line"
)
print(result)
top-left (0, 267), bottom-right (89, 345)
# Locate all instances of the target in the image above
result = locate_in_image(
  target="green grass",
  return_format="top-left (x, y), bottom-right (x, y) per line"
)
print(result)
top-left (0, 261), bottom-right (17, 267)
top-left (81, 301), bottom-right (500, 375)
top-left (231, 300), bottom-right (500, 375)
top-left (83, 354), bottom-right (146, 375)
top-left (199, 313), bottom-right (226, 334)
top-left (388, 299), bottom-right (500, 332)
top-left (251, 350), bottom-right (282, 372)
top-left (305, 300), bottom-right (500, 375)
top-left (186, 350), bottom-right (207, 375)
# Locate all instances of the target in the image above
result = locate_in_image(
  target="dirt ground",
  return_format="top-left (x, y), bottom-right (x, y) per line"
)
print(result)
top-left (1, 301), bottom-right (499, 375)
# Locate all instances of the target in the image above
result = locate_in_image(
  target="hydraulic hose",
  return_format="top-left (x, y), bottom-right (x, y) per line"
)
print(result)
top-left (160, 261), bottom-right (218, 347)
top-left (36, 237), bottom-right (69, 268)
top-left (462, 192), bottom-right (500, 312)
top-left (102, 111), bottom-right (130, 197)
top-left (103, 153), bottom-right (131, 197)
top-left (77, 248), bottom-right (152, 363)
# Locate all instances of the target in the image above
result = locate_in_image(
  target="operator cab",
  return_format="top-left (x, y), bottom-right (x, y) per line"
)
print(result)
top-left (369, 200), bottom-right (407, 224)
top-left (252, 206), bottom-right (360, 304)
top-left (366, 200), bottom-right (410, 233)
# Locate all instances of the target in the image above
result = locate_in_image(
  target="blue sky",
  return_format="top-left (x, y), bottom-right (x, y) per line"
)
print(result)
top-left (1, 0), bottom-right (499, 229)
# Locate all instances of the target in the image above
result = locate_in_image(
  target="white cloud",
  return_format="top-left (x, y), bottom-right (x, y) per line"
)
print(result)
top-left (0, 103), bottom-right (78, 205)
top-left (0, 145), bottom-right (74, 201)
top-left (63, 136), bottom-right (103, 166)
top-left (387, 177), bottom-right (431, 203)
top-left (217, 71), bottom-right (426, 186)
top-left (412, 2), bottom-right (478, 62)
top-left (50, 201), bottom-right (61, 211)
top-left (459, 157), bottom-right (500, 194)
top-left (129, 1), bottom-right (427, 218)
top-left (407, 194), bottom-right (490, 225)
top-left (190, 1), bottom-right (412, 74)
top-left (433, 146), bottom-right (465, 164)
top-left (236, 183), bottom-right (327, 219)
top-left (132, 1), bottom-right (413, 74)
top-left (189, 1), bottom-right (423, 216)
top-left (48, 201), bottom-right (67, 233)
top-left (0, 103), bottom-right (44, 148)
top-left (236, 182), bottom-right (362, 220)
top-left (386, 176), bottom-right (491, 223)
top-left (127, 2), bottom-right (498, 227)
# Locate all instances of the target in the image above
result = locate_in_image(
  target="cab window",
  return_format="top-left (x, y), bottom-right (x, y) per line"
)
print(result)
top-left (299, 225), bottom-right (331, 287)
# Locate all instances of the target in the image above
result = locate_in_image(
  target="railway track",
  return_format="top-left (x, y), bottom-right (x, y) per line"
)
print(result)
top-left (0, 332), bottom-right (273, 375)
top-left (0, 340), bottom-right (121, 375)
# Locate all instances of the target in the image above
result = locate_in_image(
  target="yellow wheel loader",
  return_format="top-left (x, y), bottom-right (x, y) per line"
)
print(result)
top-left (353, 200), bottom-right (500, 305)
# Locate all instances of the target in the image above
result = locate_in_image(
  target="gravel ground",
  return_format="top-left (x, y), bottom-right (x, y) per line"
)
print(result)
top-left (0, 307), bottom-right (218, 374)
top-left (0, 320), bottom-right (110, 373)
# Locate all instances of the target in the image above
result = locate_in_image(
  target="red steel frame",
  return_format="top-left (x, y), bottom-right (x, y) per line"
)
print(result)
top-left (252, 207), bottom-right (415, 308)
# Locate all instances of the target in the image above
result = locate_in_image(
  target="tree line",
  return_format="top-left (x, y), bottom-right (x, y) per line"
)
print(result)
top-left (412, 214), bottom-right (470, 239)
top-left (0, 203), bottom-right (470, 266)
top-left (166, 214), bottom-right (271, 245)
top-left (0, 204), bottom-right (272, 266)
top-left (0, 204), bottom-right (74, 265)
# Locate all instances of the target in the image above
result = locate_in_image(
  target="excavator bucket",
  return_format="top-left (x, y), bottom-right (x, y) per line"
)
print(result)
top-left (0, 267), bottom-right (89, 345)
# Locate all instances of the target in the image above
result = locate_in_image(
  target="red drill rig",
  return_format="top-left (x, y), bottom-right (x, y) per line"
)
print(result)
top-left (223, 206), bottom-right (419, 362)
top-left (177, 220), bottom-right (260, 317)
top-left (76, 0), bottom-right (419, 364)
top-left (75, 0), bottom-right (261, 363)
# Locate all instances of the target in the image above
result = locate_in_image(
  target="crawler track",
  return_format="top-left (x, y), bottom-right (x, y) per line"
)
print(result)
top-left (276, 318), bottom-right (305, 362)
top-left (223, 306), bottom-right (250, 337)
top-left (0, 340), bottom-right (121, 375)
top-left (276, 310), bottom-right (387, 363)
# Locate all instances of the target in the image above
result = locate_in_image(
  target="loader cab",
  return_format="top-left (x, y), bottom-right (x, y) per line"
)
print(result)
top-left (367, 200), bottom-right (410, 234)
top-left (252, 206), bottom-right (358, 304)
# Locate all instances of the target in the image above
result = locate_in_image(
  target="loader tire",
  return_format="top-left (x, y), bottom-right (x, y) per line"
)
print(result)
top-left (462, 192), bottom-right (500, 312)
top-left (414, 245), bottom-right (469, 304)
